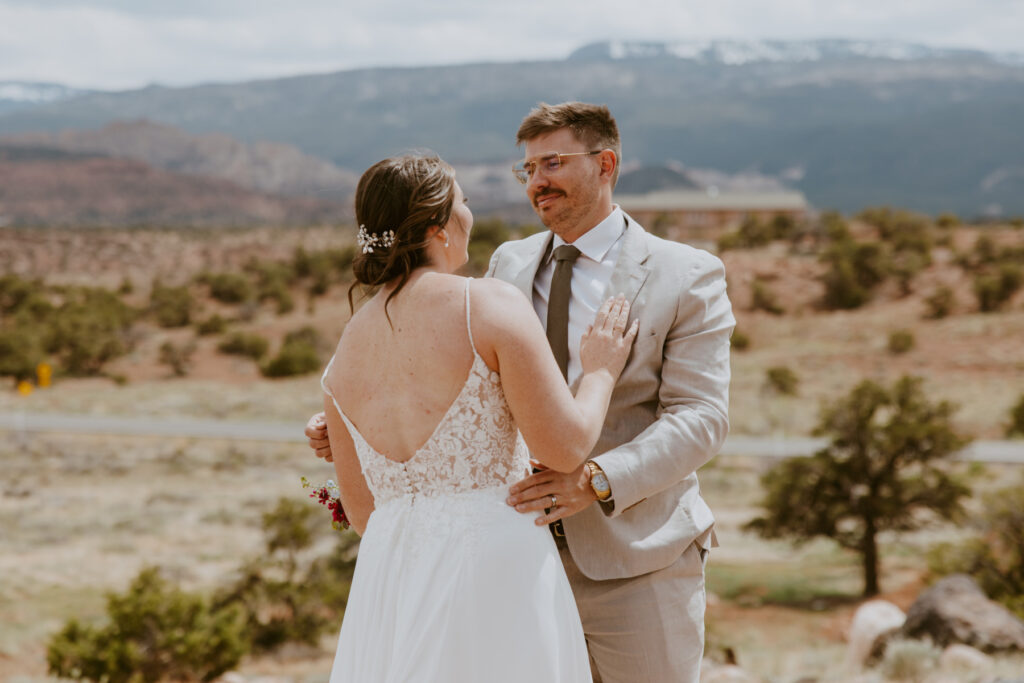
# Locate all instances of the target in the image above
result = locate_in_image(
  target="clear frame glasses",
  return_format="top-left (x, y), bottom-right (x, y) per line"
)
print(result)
top-left (512, 150), bottom-right (603, 184)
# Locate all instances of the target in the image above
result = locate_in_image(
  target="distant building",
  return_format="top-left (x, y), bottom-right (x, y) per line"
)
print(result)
top-left (617, 188), bottom-right (810, 245)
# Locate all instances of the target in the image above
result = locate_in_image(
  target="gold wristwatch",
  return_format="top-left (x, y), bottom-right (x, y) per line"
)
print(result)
top-left (585, 461), bottom-right (612, 501)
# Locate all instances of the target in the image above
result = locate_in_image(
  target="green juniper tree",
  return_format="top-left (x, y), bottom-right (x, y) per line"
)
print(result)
top-left (746, 376), bottom-right (971, 596)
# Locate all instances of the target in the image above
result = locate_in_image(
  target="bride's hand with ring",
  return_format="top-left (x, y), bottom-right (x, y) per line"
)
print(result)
top-left (580, 295), bottom-right (639, 383)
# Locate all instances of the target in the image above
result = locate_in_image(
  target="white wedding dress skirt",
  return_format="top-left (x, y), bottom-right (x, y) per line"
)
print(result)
top-left (329, 487), bottom-right (589, 682)
top-left (322, 279), bottom-right (591, 682)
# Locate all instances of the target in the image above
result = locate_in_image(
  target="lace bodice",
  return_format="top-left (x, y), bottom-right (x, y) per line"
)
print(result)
top-left (321, 279), bottom-right (530, 505)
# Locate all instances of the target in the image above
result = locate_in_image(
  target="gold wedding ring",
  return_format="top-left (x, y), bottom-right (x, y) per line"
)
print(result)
top-left (550, 494), bottom-right (558, 507)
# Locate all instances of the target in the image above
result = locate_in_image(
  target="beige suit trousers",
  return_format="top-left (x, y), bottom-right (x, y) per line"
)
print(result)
top-left (559, 543), bottom-right (707, 683)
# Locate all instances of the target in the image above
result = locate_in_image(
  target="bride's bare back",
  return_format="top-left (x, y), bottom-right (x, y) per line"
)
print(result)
top-left (326, 271), bottom-right (481, 463)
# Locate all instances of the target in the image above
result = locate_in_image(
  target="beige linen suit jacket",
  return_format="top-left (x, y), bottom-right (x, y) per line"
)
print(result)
top-left (486, 214), bottom-right (735, 581)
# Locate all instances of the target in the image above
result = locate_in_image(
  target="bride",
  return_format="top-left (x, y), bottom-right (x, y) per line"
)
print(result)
top-left (320, 153), bottom-right (637, 682)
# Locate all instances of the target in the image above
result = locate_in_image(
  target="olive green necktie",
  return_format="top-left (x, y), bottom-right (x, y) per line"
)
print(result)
top-left (546, 244), bottom-right (581, 380)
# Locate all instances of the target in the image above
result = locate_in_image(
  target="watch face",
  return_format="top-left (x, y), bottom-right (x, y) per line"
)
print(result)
top-left (592, 472), bottom-right (610, 493)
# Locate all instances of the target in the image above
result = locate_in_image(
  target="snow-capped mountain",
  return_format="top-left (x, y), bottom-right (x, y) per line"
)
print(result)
top-left (570, 38), bottom-right (1022, 67)
top-left (0, 82), bottom-right (89, 112)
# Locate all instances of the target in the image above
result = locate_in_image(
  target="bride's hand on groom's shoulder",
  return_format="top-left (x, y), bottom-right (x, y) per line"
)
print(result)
top-left (580, 295), bottom-right (639, 381)
top-left (305, 412), bottom-right (333, 462)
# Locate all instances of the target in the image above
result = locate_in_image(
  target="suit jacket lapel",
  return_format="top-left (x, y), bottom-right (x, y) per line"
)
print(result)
top-left (509, 231), bottom-right (554, 298)
top-left (603, 215), bottom-right (651, 306)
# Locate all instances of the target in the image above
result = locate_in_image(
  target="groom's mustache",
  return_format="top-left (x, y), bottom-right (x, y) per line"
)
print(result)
top-left (532, 190), bottom-right (565, 207)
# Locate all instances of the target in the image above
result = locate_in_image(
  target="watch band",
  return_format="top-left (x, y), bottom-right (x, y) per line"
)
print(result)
top-left (586, 461), bottom-right (612, 501)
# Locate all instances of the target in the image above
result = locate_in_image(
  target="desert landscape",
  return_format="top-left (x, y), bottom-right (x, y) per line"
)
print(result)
top-left (1, 213), bottom-right (1023, 681)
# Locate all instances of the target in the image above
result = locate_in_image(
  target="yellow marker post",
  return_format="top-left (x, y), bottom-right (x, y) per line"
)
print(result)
top-left (36, 362), bottom-right (52, 388)
top-left (17, 380), bottom-right (33, 396)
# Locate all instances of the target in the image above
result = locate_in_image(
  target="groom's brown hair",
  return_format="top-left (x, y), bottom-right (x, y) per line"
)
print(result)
top-left (516, 102), bottom-right (622, 186)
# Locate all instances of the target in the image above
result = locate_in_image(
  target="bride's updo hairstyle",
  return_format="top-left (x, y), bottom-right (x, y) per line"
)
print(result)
top-left (348, 153), bottom-right (457, 315)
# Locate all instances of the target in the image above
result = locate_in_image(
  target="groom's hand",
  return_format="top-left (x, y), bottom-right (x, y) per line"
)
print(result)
top-left (305, 412), bottom-right (333, 462)
top-left (506, 463), bottom-right (597, 526)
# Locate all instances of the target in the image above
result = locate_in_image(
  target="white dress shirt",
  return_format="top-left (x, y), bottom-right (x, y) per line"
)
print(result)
top-left (532, 206), bottom-right (627, 386)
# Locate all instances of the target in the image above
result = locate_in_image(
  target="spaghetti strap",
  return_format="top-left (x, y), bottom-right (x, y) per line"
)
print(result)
top-left (464, 277), bottom-right (478, 356)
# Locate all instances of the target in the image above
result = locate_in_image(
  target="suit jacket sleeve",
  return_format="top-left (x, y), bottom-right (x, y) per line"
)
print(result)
top-left (592, 252), bottom-right (734, 518)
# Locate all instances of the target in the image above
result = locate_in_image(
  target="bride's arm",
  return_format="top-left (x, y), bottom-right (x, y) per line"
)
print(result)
top-left (322, 394), bottom-right (375, 535)
top-left (471, 279), bottom-right (636, 473)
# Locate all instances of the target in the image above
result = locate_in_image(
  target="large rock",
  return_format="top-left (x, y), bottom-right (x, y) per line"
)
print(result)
top-left (700, 663), bottom-right (759, 683)
top-left (845, 599), bottom-right (906, 669)
top-left (938, 643), bottom-right (992, 675)
top-left (900, 575), bottom-right (1024, 653)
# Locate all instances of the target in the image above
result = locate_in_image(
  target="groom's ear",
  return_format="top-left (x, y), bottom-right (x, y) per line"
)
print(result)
top-left (598, 149), bottom-right (617, 183)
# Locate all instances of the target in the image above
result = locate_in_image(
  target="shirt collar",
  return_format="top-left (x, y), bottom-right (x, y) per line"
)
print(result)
top-left (549, 205), bottom-right (626, 263)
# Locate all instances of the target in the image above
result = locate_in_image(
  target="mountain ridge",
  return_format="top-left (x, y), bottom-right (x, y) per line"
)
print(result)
top-left (2, 39), bottom-right (1023, 216)
top-left (5, 120), bottom-right (358, 201)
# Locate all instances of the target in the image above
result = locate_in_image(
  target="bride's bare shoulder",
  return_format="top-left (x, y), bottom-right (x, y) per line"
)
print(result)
top-left (471, 278), bottom-right (530, 311)
top-left (469, 278), bottom-right (538, 336)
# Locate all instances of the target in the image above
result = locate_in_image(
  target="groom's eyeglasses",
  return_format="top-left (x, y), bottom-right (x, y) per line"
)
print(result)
top-left (512, 150), bottom-right (603, 185)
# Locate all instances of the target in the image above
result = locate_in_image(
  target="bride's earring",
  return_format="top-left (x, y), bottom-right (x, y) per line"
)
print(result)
top-left (443, 230), bottom-right (450, 248)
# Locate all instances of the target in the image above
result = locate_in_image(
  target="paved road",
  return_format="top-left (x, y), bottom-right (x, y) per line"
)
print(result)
top-left (3, 411), bottom-right (1023, 463)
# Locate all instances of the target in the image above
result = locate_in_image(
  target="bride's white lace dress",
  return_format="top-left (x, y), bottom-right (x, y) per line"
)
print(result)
top-left (321, 280), bottom-right (591, 682)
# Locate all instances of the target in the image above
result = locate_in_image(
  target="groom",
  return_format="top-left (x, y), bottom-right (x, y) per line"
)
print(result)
top-left (307, 102), bottom-right (734, 682)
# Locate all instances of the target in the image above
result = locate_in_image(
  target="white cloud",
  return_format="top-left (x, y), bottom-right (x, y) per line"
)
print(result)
top-left (0, 0), bottom-right (1022, 89)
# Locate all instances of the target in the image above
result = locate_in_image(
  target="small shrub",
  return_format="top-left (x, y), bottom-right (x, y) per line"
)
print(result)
top-left (888, 329), bottom-right (915, 354)
top-left (820, 240), bottom-right (889, 310)
top-left (150, 282), bottom-right (193, 328)
top-left (750, 279), bottom-right (785, 315)
top-left (200, 272), bottom-right (253, 304)
top-left (263, 280), bottom-right (295, 314)
top-left (973, 235), bottom-right (998, 265)
top-left (0, 274), bottom-right (37, 314)
top-left (821, 257), bottom-right (870, 310)
top-left (935, 212), bottom-right (960, 228)
top-left (858, 207), bottom-right (934, 259)
top-left (261, 339), bottom-right (320, 378)
top-left (196, 314), bottom-right (228, 336)
top-left (213, 498), bottom-right (357, 653)
top-left (891, 250), bottom-right (928, 295)
top-left (730, 329), bottom-right (750, 351)
top-left (159, 340), bottom-right (196, 377)
top-left (0, 327), bottom-right (45, 381)
top-left (765, 366), bottom-right (799, 395)
top-left (820, 211), bottom-right (851, 242)
top-left (716, 215), bottom-right (775, 251)
top-left (769, 214), bottom-right (797, 241)
top-left (974, 263), bottom-right (1023, 312)
top-left (46, 568), bottom-right (247, 683)
top-left (283, 325), bottom-right (321, 349)
top-left (1008, 394), bottom-right (1024, 438)
top-left (924, 285), bottom-right (954, 319)
top-left (47, 288), bottom-right (136, 375)
top-left (292, 247), bottom-right (355, 289)
top-left (716, 231), bottom-right (743, 252)
top-left (218, 332), bottom-right (269, 360)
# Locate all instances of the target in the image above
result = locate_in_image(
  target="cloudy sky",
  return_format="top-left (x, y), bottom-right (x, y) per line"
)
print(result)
top-left (2, 0), bottom-right (1022, 90)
